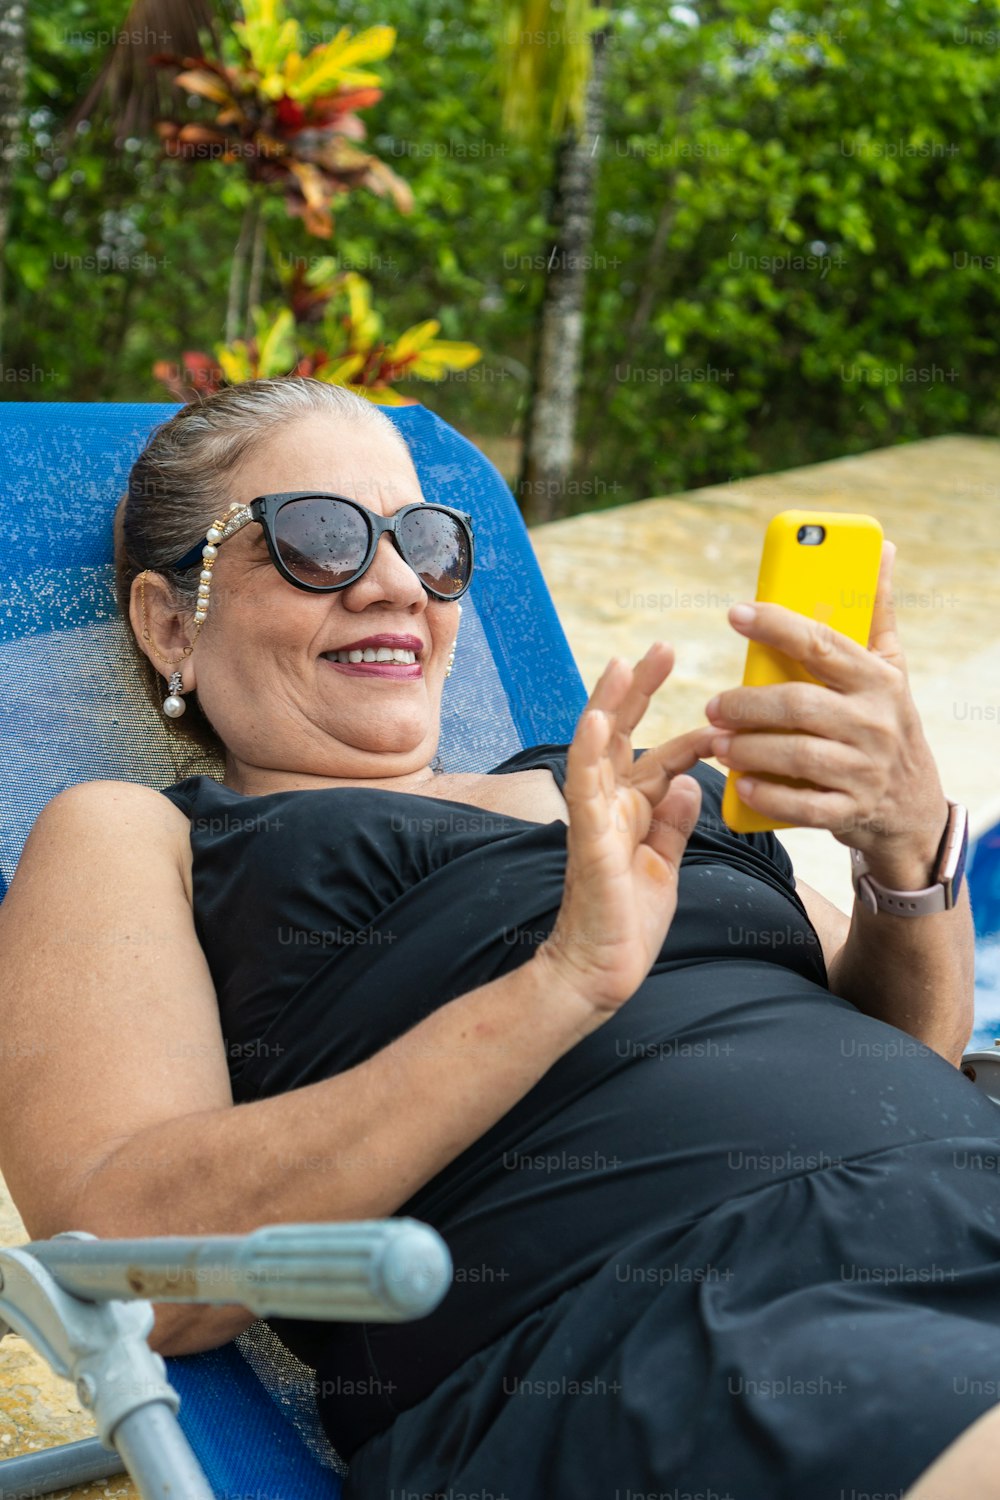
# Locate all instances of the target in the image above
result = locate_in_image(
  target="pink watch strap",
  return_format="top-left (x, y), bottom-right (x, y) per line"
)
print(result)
top-left (849, 802), bottom-right (969, 917)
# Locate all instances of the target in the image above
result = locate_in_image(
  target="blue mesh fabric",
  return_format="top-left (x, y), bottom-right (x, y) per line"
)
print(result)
top-left (0, 400), bottom-right (588, 1494)
top-left (0, 401), bottom-right (586, 894)
top-left (970, 830), bottom-right (1000, 940)
top-left (168, 1340), bottom-right (344, 1499)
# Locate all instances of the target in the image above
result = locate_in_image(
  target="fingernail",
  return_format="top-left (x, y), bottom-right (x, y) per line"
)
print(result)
top-left (738, 777), bottom-right (755, 797)
top-left (706, 695), bottom-right (720, 718)
top-left (730, 604), bottom-right (756, 628)
top-left (712, 734), bottom-right (731, 756)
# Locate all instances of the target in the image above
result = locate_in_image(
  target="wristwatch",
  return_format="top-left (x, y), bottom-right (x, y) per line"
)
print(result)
top-left (850, 801), bottom-right (969, 916)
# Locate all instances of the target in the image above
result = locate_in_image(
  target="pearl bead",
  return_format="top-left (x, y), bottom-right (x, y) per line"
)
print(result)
top-left (194, 610), bottom-right (206, 623)
top-left (206, 527), bottom-right (223, 543)
top-left (163, 694), bottom-right (186, 718)
top-left (202, 545), bottom-right (218, 559)
top-left (200, 569), bottom-right (213, 583)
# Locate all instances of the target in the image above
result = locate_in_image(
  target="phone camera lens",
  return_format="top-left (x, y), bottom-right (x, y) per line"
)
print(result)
top-left (797, 525), bottom-right (826, 545)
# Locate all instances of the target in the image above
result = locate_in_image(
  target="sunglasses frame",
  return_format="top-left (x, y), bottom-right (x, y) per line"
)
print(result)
top-left (170, 491), bottom-right (476, 601)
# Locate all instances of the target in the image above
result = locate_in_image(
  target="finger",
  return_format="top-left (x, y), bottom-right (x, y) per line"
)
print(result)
top-left (605, 643), bottom-right (680, 782)
top-left (630, 724), bottom-right (718, 804)
top-left (565, 705), bottom-right (614, 799)
top-left (563, 708), bottom-right (619, 842)
top-left (584, 661), bottom-right (641, 781)
top-left (612, 642), bottom-right (676, 739)
top-left (584, 657), bottom-right (632, 714)
top-left (584, 648), bottom-right (675, 782)
top-left (712, 730), bottom-right (865, 792)
top-left (728, 774), bottom-right (858, 833)
top-left (705, 680), bottom-right (835, 734)
top-left (566, 711), bottom-right (660, 875)
top-left (567, 707), bottom-right (648, 840)
top-left (867, 540), bottom-right (908, 675)
top-left (642, 774), bottom-right (703, 881)
top-left (724, 599), bottom-right (885, 693)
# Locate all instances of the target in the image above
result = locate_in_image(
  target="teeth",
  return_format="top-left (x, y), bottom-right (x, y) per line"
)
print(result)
top-left (328, 646), bottom-right (418, 665)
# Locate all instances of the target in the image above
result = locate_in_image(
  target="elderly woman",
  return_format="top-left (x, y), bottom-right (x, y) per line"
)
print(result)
top-left (0, 377), bottom-right (997, 1500)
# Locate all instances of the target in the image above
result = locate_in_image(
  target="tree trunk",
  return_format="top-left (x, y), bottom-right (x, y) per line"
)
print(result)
top-left (0, 0), bottom-right (27, 367)
top-left (578, 75), bottom-right (701, 476)
top-left (517, 26), bottom-right (609, 526)
top-left (225, 196), bottom-right (257, 345)
top-left (244, 200), bottom-right (267, 341)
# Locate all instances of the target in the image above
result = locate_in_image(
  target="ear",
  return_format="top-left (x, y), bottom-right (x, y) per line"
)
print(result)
top-left (129, 572), bottom-right (197, 688)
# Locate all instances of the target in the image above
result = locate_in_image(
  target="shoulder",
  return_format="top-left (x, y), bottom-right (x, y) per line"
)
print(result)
top-left (15, 781), bottom-right (192, 893)
top-left (0, 779), bottom-right (199, 954)
top-left (36, 779), bottom-right (191, 835)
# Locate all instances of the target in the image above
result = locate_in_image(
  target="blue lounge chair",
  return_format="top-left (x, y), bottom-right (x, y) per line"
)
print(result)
top-left (0, 399), bottom-right (587, 1499)
top-left (1, 402), bottom-right (995, 1498)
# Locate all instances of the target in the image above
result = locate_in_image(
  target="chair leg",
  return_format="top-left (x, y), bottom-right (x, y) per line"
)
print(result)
top-left (112, 1403), bottom-right (214, 1500)
top-left (0, 1434), bottom-right (125, 1499)
top-left (0, 1249), bottom-right (214, 1500)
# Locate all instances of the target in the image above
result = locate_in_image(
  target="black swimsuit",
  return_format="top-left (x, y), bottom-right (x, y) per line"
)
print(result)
top-left (160, 746), bottom-right (1000, 1500)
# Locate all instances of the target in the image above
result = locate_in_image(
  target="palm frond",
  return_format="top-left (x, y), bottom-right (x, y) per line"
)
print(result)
top-left (498, 0), bottom-right (602, 142)
top-left (62, 0), bottom-right (224, 141)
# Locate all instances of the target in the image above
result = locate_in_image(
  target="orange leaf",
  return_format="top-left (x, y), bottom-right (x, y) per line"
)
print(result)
top-left (177, 124), bottom-right (231, 145)
top-left (174, 69), bottom-right (235, 105)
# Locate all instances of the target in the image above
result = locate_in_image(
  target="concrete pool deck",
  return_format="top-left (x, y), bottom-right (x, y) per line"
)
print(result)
top-left (1, 432), bottom-right (997, 1493)
top-left (529, 434), bottom-right (1000, 912)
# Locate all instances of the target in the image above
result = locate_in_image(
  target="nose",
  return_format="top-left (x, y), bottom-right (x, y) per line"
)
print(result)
top-left (344, 528), bottom-right (427, 608)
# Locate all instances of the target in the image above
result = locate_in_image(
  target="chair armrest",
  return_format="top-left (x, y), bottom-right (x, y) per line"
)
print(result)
top-left (19, 1219), bottom-right (452, 1321)
top-left (0, 1219), bottom-right (449, 1497)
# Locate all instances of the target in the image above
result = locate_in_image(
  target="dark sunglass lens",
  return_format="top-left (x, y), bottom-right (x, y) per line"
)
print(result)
top-left (399, 508), bottom-right (471, 597)
top-left (274, 498), bottom-right (367, 587)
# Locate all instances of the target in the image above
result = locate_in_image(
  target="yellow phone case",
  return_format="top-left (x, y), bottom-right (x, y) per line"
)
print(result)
top-left (720, 509), bottom-right (885, 834)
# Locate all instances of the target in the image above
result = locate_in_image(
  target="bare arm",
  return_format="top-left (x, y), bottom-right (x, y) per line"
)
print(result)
top-left (0, 666), bottom-right (711, 1360)
top-left (824, 853), bottom-right (976, 1068)
top-left (0, 782), bottom-right (601, 1358)
top-left (75, 950), bottom-right (596, 1356)
top-left (797, 866), bottom-right (975, 1067)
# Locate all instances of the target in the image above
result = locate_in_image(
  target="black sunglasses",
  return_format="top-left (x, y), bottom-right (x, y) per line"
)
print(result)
top-left (170, 492), bottom-right (475, 601)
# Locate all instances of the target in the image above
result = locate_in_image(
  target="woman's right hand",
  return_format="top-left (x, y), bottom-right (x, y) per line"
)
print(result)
top-left (538, 643), bottom-right (718, 1021)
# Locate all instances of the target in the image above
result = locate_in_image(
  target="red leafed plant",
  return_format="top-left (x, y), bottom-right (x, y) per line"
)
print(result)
top-left (148, 0), bottom-right (480, 406)
top-left (148, 3), bottom-right (413, 236)
top-left (154, 265), bottom-right (481, 406)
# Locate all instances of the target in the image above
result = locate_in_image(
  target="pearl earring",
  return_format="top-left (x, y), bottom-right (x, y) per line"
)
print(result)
top-left (162, 671), bottom-right (186, 718)
top-left (137, 504), bottom-right (245, 722)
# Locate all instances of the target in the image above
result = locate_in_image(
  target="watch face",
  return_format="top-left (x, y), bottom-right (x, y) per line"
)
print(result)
top-left (941, 804), bottom-right (969, 902)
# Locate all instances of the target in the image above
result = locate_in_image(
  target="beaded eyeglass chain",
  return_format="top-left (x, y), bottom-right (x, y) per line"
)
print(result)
top-left (139, 503), bottom-right (248, 719)
top-left (139, 501), bottom-right (461, 720)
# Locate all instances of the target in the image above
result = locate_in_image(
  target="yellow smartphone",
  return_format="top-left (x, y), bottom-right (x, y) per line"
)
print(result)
top-left (720, 509), bottom-right (885, 834)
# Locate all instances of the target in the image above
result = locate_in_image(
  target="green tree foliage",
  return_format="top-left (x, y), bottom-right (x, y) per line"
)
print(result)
top-left (5, 0), bottom-right (241, 398)
top-left (4, 0), bottom-right (1000, 511)
top-left (582, 0), bottom-right (1000, 499)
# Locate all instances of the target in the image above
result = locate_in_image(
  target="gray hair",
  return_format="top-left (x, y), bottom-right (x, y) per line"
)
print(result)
top-left (114, 376), bottom-right (415, 762)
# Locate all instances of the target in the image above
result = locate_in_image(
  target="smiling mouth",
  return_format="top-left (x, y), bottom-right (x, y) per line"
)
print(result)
top-left (324, 646), bottom-right (420, 665)
top-left (321, 653), bottom-right (423, 679)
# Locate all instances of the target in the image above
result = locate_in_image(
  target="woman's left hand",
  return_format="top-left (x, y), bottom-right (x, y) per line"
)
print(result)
top-left (705, 540), bottom-right (950, 888)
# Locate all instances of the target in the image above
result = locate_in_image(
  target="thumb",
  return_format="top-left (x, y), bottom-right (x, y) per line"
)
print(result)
top-left (867, 539), bottom-right (907, 675)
